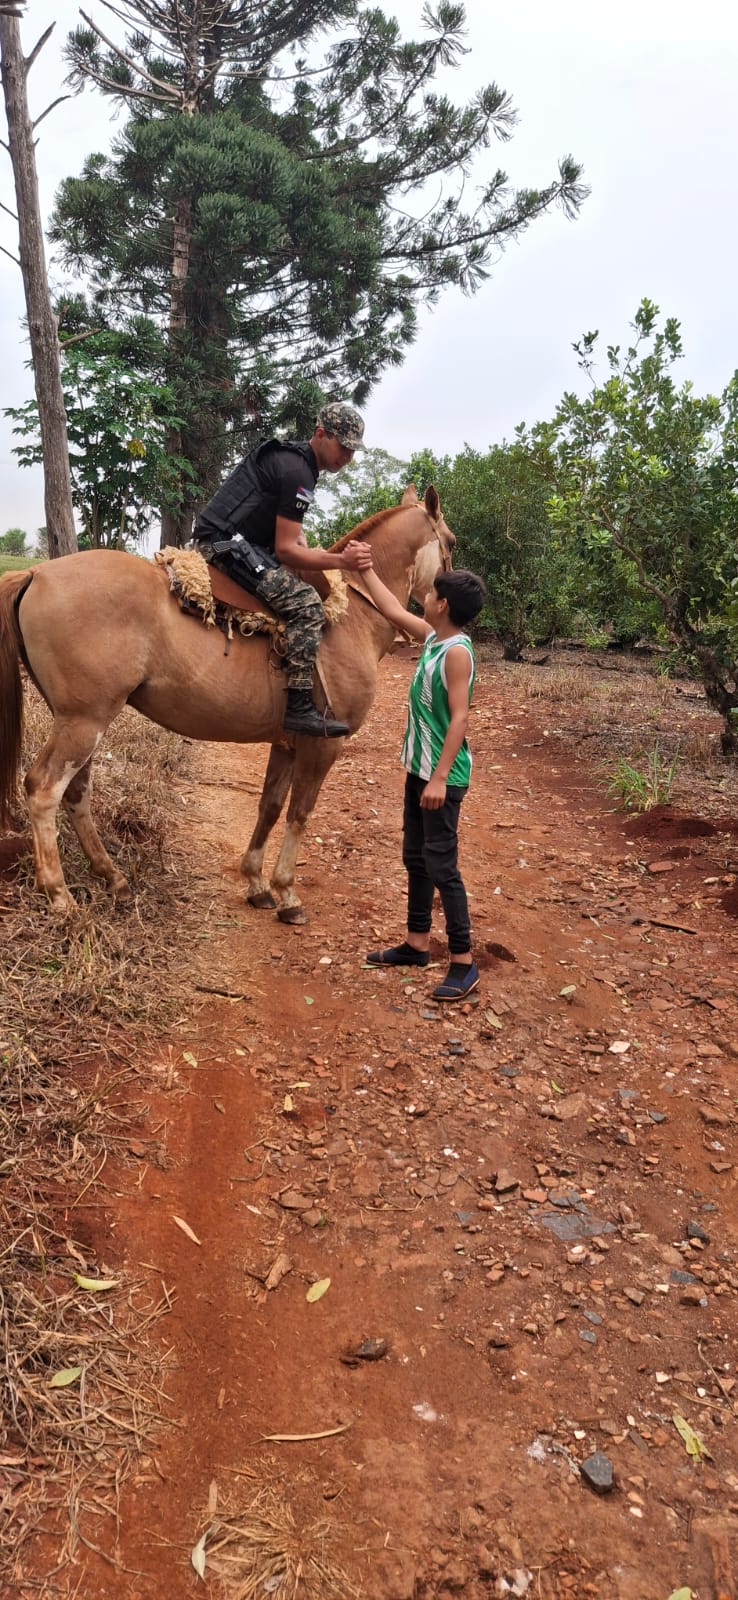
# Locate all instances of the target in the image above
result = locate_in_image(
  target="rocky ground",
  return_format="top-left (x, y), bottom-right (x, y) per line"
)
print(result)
top-left (7, 648), bottom-right (738, 1600)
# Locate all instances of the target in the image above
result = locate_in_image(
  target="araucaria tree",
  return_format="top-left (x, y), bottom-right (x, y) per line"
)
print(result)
top-left (56, 0), bottom-right (586, 542)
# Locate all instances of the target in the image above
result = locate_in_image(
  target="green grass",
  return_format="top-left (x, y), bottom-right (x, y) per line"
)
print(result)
top-left (607, 742), bottom-right (680, 812)
top-left (0, 554), bottom-right (39, 575)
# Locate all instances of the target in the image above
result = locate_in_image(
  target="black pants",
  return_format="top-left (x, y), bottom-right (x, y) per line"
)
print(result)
top-left (402, 772), bottom-right (471, 955)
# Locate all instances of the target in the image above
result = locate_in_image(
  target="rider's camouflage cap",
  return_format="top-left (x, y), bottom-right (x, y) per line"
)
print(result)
top-left (317, 401), bottom-right (366, 450)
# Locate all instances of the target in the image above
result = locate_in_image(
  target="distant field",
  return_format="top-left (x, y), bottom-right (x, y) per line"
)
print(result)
top-left (0, 555), bottom-right (39, 576)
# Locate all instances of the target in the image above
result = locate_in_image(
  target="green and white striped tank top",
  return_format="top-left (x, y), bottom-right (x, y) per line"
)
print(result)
top-left (400, 631), bottom-right (476, 787)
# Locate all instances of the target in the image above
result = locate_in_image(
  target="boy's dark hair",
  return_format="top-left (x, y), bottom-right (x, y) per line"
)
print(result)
top-left (434, 568), bottom-right (486, 627)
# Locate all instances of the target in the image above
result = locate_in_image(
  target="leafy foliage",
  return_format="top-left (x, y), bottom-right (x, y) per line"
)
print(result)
top-left (543, 300), bottom-right (738, 748)
top-left (6, 328), bottom-right (191, 548)
top-left (53, 0), bottom-right (586, 536)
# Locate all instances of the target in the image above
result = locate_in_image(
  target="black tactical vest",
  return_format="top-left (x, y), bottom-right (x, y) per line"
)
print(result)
top-left (194, 439), bottom-right (317, 552)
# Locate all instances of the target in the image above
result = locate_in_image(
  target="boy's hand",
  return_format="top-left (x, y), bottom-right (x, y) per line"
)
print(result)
top-left (340, 540), bottom-right (373, 571)
top-left (420, 773), bottom-right (447, 810)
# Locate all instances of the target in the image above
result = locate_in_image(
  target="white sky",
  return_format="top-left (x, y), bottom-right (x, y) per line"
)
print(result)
top-left (1, 0), bottom-right (737, 535)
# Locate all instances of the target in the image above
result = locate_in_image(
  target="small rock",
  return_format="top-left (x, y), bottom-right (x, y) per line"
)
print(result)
top-left (648, 1110), bottom-right (667, 1124)
top-left (579, 1329), bottom-right (597, 1345)
top-left (581, 1451), bottom-right (614, 1494)
top-left (687, 1221), bottom-right (710, 1243)
top-left (623, 1287), bottom-right (644, 1306)
top-left (700, 1104), bottom-right (731, 1126)
top-left (278, 1189), bottom-right (314, 1210)
top-left (681, 1285), bottom-right (708, 1306)
top-left (439, 1557), bottom-right (468, 1591)
top-left (475, 1543), bottom-right (496, 1577)
top-left (670, 1269), bottom-right (697, 1286)
top-left (494, 1169), bottom-right (520, 1194)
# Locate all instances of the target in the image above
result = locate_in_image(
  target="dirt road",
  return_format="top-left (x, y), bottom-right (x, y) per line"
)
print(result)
top-left (34, 654), bottom-right (738, 1598)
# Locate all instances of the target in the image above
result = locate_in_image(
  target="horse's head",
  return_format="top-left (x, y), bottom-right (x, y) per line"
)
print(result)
top-left (402, 484), bottom-right (456, 604)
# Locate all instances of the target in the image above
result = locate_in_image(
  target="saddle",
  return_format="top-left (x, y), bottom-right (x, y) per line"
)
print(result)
top-left (207, 562), bottom-right (332, 616)
top-left (155, 547), bottom-right (347, 643)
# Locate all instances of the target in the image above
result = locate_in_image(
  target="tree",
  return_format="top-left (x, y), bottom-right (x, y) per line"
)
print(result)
top-left (7, 327), bottom-right (192, 549)
top-left (545, 301), bottom-right (738, 752)
top-left (406, 439), bottom-right (572, 655)
top-left (0, 526), bottom-right (27, 554)
top-left (54, 0), bottom-right (587, 543)
top-left (0, 11), bottom-right (77, 555)
top-left (309, 446), bottom-right (410, 540)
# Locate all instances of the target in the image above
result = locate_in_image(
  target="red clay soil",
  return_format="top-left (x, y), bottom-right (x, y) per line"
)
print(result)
top-left (12, 656), bottom-right (738, 1600)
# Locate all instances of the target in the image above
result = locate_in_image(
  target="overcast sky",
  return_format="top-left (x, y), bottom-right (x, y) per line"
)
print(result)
top-left (1, 0), bottom-right (737, 536)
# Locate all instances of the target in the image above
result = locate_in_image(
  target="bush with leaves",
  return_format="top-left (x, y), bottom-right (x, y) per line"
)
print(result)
top-left (542, 300), bottom-right (738, 751)
top-left (7, 329), bottom-right (193, 549)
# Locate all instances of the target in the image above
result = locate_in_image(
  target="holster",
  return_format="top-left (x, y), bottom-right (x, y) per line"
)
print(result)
top-left (210, 534), bottom-right (279, 596)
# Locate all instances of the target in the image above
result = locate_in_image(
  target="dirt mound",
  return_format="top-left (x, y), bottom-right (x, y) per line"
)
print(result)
top-left (625, 805), bottom-right (716, 841)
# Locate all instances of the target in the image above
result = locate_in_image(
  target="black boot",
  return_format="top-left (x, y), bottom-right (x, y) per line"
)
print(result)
top-left (283, 687), bottom-right (349, 739)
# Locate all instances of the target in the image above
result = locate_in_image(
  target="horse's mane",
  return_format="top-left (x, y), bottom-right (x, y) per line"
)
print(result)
top-left (329, 505), bottom-right (410, 552)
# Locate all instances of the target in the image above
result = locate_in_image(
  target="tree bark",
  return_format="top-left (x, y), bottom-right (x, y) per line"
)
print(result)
top-left (0, 15), bottom-right (77, 557)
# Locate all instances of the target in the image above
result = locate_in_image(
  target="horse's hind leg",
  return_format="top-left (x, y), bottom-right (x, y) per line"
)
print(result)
top-left (62, 756), bottom-right (131, 901)
top-left (24, 717), bottom-right (113, 913)
top-left (240, 743), bottom-right (295, 909)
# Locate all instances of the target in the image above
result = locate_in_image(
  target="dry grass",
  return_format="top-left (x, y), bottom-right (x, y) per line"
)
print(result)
top-left (196, 1475), bottom-right (363, 1600)
top-left (1, 687), bottom-right (195, 1593)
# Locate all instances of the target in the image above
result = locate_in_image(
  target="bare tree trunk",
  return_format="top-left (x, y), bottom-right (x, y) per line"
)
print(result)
top-left (160, 196), bottom-right (193, 548)
top-left (0, 15), bottom-right (77, 557)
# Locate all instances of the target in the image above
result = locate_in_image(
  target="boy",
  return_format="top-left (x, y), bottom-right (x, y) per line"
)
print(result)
top-left (362, 564), bottom-right (486, 1002)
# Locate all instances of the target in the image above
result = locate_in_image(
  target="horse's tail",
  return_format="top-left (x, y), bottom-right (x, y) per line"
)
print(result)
top-left (0, 570), bottom-right (32, 830)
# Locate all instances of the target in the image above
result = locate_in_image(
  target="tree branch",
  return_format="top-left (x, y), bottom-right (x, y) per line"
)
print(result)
top-left (25, 22), bottom-right (54, 73)
top-left (33, 94), bottom-right (71, 129)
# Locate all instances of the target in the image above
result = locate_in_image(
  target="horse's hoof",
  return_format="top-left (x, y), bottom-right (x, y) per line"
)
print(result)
top-left (112, 880), bottom-right (132, 903)
top-left (248, 890), bottom-right (277, 910)
top-left (277, 905), bottom-right (308, 925)
top-left (47, 891), bottom-right (76, 917)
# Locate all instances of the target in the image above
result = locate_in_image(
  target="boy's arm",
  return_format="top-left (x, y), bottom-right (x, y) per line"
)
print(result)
top-left (359, 566), bottom-right (432, 642)
top-left (420, 647), bottom-right (472, 810)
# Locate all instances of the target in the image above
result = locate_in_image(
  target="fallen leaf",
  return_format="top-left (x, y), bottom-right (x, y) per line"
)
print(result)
top-left (484, 1009), bottom-right (503, 1030)
top-left (550, 1080), bottom-right (564, 1095)
top-left (304, 996), bottom-right (315, 1006)
top-left (207, 1480), bottom-right (218, 1517)
top-left (74, 1275), bottom-right (119, 1292)
top-left (306, 1277), bottom-right (331, 1303)
top-left (673, 1412), bottom-right (712, 1463)
top-left (173, 1215), bottom-right (202, 1246)
top-left (559, 985), bottom-right (577, 1001)
top-left (283, 1094), bottom-right (294, 1113)
top-left (262, 1422), bottom-right (352, 1442)
top-left (191, 1532), bottom-right (208, 1580)
top-left (667, 1590), bottom-right (693, 1600)
top-left (49, 1366), bottom-right (83, 1388)
top-left (182, 1051), bottom-right (198, 1068)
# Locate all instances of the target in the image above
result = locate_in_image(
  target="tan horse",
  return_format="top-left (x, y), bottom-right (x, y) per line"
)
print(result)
top-left (0, 486), bottom-right (454, 919)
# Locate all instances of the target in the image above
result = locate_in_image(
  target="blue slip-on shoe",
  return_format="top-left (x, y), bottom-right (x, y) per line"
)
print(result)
top-left (432, 961), bottom-right (479, 1002)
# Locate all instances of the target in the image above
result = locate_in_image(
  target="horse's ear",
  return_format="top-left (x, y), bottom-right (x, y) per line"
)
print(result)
top-left (425, 484), bottom-right (440, 519)
top-left (401, 484), bottom-right (419, 505)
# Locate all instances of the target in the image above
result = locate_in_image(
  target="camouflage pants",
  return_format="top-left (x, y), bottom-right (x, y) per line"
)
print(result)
top-left (197, 539), bottom-right (324, 689)
top-left (253, 566), bottom-right (324, 689)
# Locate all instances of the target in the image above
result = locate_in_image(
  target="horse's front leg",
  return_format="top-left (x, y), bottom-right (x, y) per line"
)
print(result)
top-left (271, 738), bottom-right (342, 925)
top-left (241, 742), bottom-right (295, 909)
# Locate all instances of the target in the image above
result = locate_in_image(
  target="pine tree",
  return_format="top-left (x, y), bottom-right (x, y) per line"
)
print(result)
top-left (56, 1), bottom-right (587, 542)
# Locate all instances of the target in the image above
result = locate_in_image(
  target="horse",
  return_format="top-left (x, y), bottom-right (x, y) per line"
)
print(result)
top-left (0, 486), bottom-right (455, 921)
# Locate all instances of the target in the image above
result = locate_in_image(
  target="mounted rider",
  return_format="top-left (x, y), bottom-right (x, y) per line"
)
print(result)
top-left (193, 402), bottom-right (373, 739)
